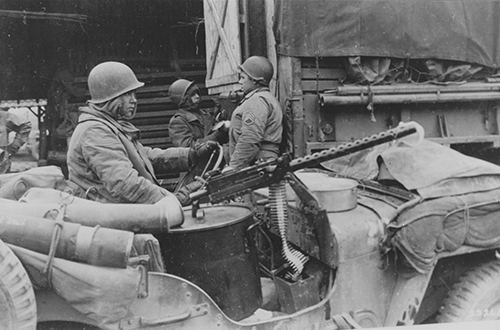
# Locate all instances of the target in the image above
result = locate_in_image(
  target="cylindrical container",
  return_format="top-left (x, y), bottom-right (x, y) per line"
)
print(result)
top-left (0, 178), bottom-right (30, 200)
top-left (0, 213), bottom-right (133, 268)
top-left (296, 173), bottom-right (358, 212)
top-left (159, 205), bottom-right (262, 321)
top-left (19, 188), bottom-right (184, 232)
top-left (0, 166), bottom-right (65, 200)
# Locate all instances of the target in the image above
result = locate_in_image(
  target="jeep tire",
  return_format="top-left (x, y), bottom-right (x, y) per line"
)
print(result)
top-left (437, 260), bottom-right (500, 322)
top-left (0, 239), bottom-right (37, 330)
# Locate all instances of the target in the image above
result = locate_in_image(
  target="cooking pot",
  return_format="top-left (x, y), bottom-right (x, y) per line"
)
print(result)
top-left (296, 174), bottom-right (358, 212)
top-left (158, 205), bottom-right (262, 321)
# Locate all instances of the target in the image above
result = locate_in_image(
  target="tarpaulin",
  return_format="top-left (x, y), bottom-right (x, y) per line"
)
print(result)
top-left (390, 188), bottom-right (500, 273)
top-left (276, 0), bottom-right (500, 68)
top-left (323, 139), bottom-right (500, 199)
top-left (9, 244), bottom-right (141, 329)
top-left (379, 140), bottom-right (500, 198)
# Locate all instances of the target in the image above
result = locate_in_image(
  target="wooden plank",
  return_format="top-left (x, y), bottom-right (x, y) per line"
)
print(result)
top-left (140, 131), bottom-right (172, 139)
top-left (139, 83), bottom-right (207, 94)
top-left (265, 0), bottom-right (277, 93)
top-left (207, 84), bottom-right (239, 95)
top-left (496, 107), bottom-right (500, 140)
top-left (138, 97), bottom-right (172, 105)
top-left (206, 73), bottom-right (240, 88)
top-left (207, 0), bottom-right (229, 79)
top-left (138, 85), bottom-right (171, 93)
top-left (71, 93), bottom-right (212, 106)
top-left (133, 110), bottom-right (178, 118)
top-left (278, 56), bottom-right (305, 157)
top-left (204, 0), bottom-right (241, 93)
top-left (206, 0), bottom-right (239, 71)
top-left (73, 70), bottom-right (207, 83)
top-left (139, 137), bottom-right (170, 145)
top-left (301, 68), bottom-right (346, 80)
top-left (74, 84), bottom-right (173, 97)
top-left (136, 70), bottom-right (206, 81)
top-left (134, 123), bottom-right (170, 132)
top-left (138, 96), bottom-right (212, 105)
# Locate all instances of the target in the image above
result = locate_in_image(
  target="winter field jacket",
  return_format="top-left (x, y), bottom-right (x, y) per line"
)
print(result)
top-left (67, 110), bottom-right (190, 203)
top-left (229, 87), bottom-right (283, 169)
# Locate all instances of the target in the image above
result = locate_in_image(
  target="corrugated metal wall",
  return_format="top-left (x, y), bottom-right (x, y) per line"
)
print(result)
top-left (0, 0), bottom-right (206, 99)
top-left (0, 0), bottom-right (213, 185)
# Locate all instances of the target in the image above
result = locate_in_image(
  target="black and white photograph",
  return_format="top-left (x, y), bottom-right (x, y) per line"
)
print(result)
top-left (1, 1), bottom-right (500, 329)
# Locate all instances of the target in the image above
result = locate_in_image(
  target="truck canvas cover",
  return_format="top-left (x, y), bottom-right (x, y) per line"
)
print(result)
top-left (276, 0), bottom-right (500, 68)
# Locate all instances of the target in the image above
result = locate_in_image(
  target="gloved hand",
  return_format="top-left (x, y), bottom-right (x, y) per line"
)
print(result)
top-left (189, 141), bottom-right (219, 165)
top-left (221, 165), bottom-right (234, 173)
top-left (174, 180), bottom-right (204, 206)
top-left (207, 120), bottom-right (230, 144)
top-left (214, 104), bottom-right (229, 121)
top-left (0, 148), bottom-right (11, 174)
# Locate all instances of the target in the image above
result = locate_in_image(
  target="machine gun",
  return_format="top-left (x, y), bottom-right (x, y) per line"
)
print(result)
top-left (189, 121), bottom-right (423, 280)
top-left (190, 121), bottom-right (423, 204)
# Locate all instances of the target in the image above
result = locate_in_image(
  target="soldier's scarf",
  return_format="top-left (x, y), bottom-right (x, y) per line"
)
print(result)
top-left (85, 101), bottom-right (141, 140)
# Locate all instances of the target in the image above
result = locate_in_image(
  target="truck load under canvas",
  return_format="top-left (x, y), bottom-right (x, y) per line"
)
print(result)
top-left (276, 0), bottom-right (500, 69)
top-left (325, 138), bottom-right (500, 273)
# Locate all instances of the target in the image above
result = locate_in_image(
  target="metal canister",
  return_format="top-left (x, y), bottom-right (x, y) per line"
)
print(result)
top-left (159, 205), bottom-right (262, 321)
top-left (296, 173), bottom-right (358, 212)
top-left (314, 177), bottom-right (358, 212)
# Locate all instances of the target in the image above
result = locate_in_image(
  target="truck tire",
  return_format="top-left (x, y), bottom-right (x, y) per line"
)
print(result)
top-left (437, 260), bottom-right (500, 322)
top-left (0, 240), bottom-right (37, 330)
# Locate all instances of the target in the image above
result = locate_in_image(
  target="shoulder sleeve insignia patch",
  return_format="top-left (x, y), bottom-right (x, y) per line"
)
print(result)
top-left (243, 113), bottom-right (256, 125)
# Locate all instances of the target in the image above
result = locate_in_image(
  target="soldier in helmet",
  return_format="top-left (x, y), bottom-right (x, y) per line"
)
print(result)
top-left (67, 61), bottom-right (217, 205)
top-left (168, 79), bottom-right (228, 148)
top-left (168, 79), bottom-right (228, 189)
top-left (226, 56), bottom-right (283, 170)
top-left (0, 107), bottom-right (32, 173)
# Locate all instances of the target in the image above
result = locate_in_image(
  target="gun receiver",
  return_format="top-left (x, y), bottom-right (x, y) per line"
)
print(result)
top-left (190, 122), bottom-right (422, 203)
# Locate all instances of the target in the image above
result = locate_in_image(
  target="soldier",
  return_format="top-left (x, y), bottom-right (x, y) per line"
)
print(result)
top-left (168, 79), bottom-right (228, 189)
top-left (226, 56), bottom-right (282, 170)
top-left (67, 61), bottom-right (216, 205)
top-left (168, 79), bottom-right (228, 147)
top-left (0, 107), bottom-right (32, 173)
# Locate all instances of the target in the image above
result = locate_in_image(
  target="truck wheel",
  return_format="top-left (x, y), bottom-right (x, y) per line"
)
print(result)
top-left (0, 240), bottom-right (37, 330)
top-left (437, 260), bottom-right (500, 322)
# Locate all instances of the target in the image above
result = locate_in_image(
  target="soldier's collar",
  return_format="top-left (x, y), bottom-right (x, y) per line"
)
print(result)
top-left (177, 108), bottom-right (203, 122)
top-left (241, 87), bottom-right (269, 102)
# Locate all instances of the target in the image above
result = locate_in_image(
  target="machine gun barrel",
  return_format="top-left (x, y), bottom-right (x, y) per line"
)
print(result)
top-left (289, 121), bottom-right (420, 171)
top-left (191, 122), bottom-right (423, 203)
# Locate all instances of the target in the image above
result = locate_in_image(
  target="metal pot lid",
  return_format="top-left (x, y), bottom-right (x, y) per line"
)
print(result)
top-left (170, 205), bottom-right (252, 233)
top-left (298, 173), bottom-right (358, 192)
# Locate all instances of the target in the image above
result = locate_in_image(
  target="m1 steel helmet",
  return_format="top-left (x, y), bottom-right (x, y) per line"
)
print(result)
top-left (169, 79), bottom-right (198, 106)
top-left (88, 62), bottom-right (144, 104)
top-left (239, 56), bottom-right (274, 86)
